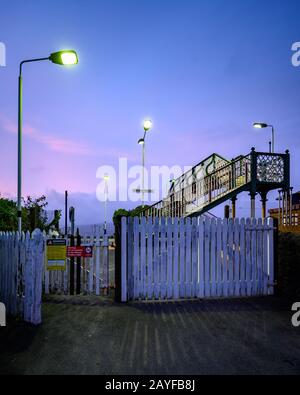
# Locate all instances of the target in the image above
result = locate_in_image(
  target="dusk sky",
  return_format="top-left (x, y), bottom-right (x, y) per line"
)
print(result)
top-left (1, 0), bottom-right (300, 225)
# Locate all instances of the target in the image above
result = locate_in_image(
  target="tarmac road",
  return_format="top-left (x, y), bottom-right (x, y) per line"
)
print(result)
top-left (0, 295), bottom-right (300, 375)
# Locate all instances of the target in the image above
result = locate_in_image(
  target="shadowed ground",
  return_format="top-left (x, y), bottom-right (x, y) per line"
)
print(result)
top-left (0, 296), bottom-right (300, 375)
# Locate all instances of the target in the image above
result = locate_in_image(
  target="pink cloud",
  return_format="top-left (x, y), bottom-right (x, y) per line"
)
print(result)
top-left (0, 112), bottom-right (138, 160)
top-left (0, 113), bottom-right (95, 156)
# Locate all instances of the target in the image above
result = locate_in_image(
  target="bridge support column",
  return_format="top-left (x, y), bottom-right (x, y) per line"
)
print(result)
top-left (250, 193), bottom-right (257, 218)
top-left (231, 196), bottom-right (237, 219)
top-left (260, 191), bottom-right (268, 220)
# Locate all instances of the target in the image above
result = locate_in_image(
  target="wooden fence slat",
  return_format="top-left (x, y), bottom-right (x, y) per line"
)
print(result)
top-left (245, 218), bottom-right (252, 296)
top-left (222, 219), bottom-right (229, 297)
top-left (166, 218), bottom-right (173, 299)
top-left (88, 239), bottom-right (94, 295)
top-left (153, 218), bottom-right (160, 300)
top-left (228, 219), bottom-right (234, 297)
top-left (173, 218), bottom-right (179, 299)
top-left (216, 218), bottom-right (222, 297)
top-left (102, 233), bottom-right (109, 290)
top-left (140, 216), bottom-right (147, 299)
top-left (32, 230), bottom-right (43, 325)
top-left (191, 218), bottom-right (198, 298)
top-left (263, 219), bottom-right (269, 295)
top-left (146, 217), bottom-right (153, 299)
top-left (210, 219), bottom-right (217, 298)
top-left (251, 218), bottom-right (257, 295)
top-left (133, 217), bottom-right (140, 299)
top-left (257, 218), bottom-right (263, 295)
top-left (121, 217), bottom-right (128, 302)
top-left (185, 218), bottom-right (192, 298)
top-left (240, 218), bottom-right (246, 296)
top-left (268, 217), bottom-right (274, 295)
top-left (128, 217), bottom-right (134, 300)
top-left (198, 217), bottom-right (205, 298)
top-left (204, 218), bottom-right (211, 298)
top-left (233, 219), bottom-right (240, 297)
top-left (160, 218), bottom-right (167, 300)
top-left (95, 237), bottom-right (101, 295)
top-left (179, 218), bottom-right (186, 298)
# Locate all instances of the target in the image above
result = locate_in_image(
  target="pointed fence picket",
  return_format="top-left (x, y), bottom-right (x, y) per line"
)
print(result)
top-left (121, 217), bottom-right (275, 302)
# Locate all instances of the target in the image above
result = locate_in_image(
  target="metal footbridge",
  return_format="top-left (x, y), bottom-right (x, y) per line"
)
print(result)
top-left (141, 148), bottom-right (290, 218)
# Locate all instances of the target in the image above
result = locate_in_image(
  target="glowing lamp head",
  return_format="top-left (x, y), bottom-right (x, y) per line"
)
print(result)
top-left (103, 174), bottom-right (110, 181)
top-left (143, 119), bottom-right (152, 132)
top-left (253, 122), bottom-right (268, 129)
top-left (138, 138), bottom-right (145, 145)
top-left (50, 50), bottom-right (78, 66)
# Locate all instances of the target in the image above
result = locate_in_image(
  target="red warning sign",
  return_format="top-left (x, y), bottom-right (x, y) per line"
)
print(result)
top-left (67, 246), bottom-right (93, 258)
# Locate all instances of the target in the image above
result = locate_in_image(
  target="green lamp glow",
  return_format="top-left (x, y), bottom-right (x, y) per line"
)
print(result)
top-left (50, 50), bottom-right (78, 66)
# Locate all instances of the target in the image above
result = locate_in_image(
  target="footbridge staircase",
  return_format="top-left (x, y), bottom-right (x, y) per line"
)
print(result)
top-left (141, 148), bottom-right (290, 218)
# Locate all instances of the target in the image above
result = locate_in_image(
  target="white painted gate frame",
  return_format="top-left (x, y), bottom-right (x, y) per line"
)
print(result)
top-left (121, 217), bottom-right (274, 302)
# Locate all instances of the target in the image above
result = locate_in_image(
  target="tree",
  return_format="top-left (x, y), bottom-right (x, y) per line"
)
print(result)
top-left (0, 194), bottom-right (61, 233)
top-left (112, 205), bottom-right (150, 226)
top-left (23, 195), bottom-right (48, 232)
top-left (0, 197), bottom-right (17, 231)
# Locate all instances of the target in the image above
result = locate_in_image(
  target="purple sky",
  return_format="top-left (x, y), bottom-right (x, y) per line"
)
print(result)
top-left (1, 0), bottom-right (300, 225)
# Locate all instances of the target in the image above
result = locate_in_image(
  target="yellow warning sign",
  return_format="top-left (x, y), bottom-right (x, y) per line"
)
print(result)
top-left (46, 239), bottom-right (67, 271)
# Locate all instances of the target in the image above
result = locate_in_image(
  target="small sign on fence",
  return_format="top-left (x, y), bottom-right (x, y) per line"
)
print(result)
top-left (67, 246), bottom-right (93, 258)
top-left (46, 239), bottom-right (67, 271)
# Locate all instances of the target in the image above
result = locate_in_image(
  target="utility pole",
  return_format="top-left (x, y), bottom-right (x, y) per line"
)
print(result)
top-left (69, 206), bottom-right (75, 295)
top-left (65, 190), bottom-right (68, 236)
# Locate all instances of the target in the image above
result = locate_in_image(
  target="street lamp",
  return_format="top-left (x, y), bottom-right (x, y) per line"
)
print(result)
top-left (17, 50), bottom-right (78, 232)
top-left (138, 120), bottom-right (152, 208)
top-left (143, 119), bottom-right (152, 132)
top-left (253, 122), bottom-right (275, 153)
top-left (103, 174), bottom-right (109, 235)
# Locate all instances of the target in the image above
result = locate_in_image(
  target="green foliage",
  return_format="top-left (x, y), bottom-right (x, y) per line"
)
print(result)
top-left (0, 197), bottom-right (17, 231)
top-left (23, 195), bottom-right (48, 232)
top-left (0, 194), bottom-right (61, 233)
top-left (112, 205), bottom-right (150, 225)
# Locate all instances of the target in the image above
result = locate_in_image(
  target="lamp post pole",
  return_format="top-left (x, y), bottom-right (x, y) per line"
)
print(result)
top-left (17, 69), bottom-right (22, 233)
top-left (141, 134), bottom-right (146, 208)
top-left (138, 120), bottom-right (152, 209)
top-left (253, 122), bottom-right (275, 154)
top-left (18, 58), bottom-right (49, 233)
top-left (104, 176), bottom-right (109, 234)
top-left (17, 51), bottom-right (78, 233)
top-left (271, 125), bottom-right (275, 154)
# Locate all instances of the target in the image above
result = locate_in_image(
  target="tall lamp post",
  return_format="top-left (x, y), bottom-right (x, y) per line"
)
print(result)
top-left (17, 50), bottom-right (78, 232)
top-left (138, 120), bottom-right (152, 208)
top-left (103, 174), bottom-right (109, 234)
top-left (253, 122), bottom-right (275, 153)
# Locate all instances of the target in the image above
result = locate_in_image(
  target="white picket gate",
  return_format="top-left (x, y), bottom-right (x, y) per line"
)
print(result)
top-left (44, 233), bottom-right (110, 295)
top-left (0, 230), bottom-right (44, 325)
top-left (121, 217), bottom-right (274, 302)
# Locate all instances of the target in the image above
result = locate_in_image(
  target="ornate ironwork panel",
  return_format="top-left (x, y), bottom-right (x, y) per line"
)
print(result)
top-left (256, 154), bottom-right (285, 183)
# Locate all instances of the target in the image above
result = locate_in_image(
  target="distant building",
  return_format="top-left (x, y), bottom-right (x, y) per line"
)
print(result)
top-left (269, 191), bottom-right (300, 232)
